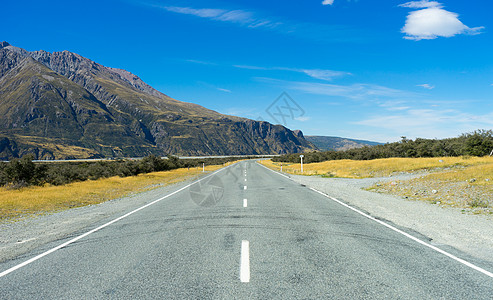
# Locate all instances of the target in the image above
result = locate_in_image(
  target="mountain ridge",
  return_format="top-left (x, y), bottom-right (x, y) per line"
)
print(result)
top-left (0, 42), bottom-right (315, 160)
top-left (305, 135), bottom-right (383, 151)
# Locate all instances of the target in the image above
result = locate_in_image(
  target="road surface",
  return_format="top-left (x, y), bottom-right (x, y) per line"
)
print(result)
top-left (1, 161), bottom-right (492, 299)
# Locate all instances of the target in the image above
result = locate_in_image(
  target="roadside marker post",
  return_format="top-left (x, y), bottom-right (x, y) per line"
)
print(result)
top-left (300, 155), bottom-right (304, 173)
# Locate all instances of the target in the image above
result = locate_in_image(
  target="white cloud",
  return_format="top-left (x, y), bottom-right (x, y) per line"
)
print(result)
top-left (233, 65), bottom-right (269, 70)
top-left (216, 87), bottom-right (232, 93)
top-left (379, 100), bottom-right (411, 111)
top-left (234, 65), bottom-right (350, 81)
top-left (400, 2), bottom-right (484, 40)
top-left (417, 83), bottom-right (435, 89)
top-left (148, 3), bottom-right (359, 43)
top-left (322, 0), bottom-right (335, 5)
top-left (196, 81), bottom-right (232, 93)
top-left (257, 78), bottom-right (416, 100)
top-left (295, 116), bottom-right (311, 122)
top-left (301, 69), bottom-right (351, 81)
top-left (164, 7), bottom-right (225, 18)
top-left (399, 1), bottom-right (442, 9)
top-left (161, 6), bottom-right (278, 29)
top-left (354, 108), bottom-right (493, 141)
top-left (186, 59), bottom-right (217, 65)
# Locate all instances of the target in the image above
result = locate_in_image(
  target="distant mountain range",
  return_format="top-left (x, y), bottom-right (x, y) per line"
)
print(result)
top-left (0, 42), bottom-right (316, 160)
top-left (305, 136), bottom-right (383, 151)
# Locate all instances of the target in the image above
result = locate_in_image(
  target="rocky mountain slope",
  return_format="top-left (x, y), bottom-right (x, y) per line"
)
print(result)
top-left (0, 42), bottom-right (315, 160)
top-left (305, 135), bottom-right (382, 151)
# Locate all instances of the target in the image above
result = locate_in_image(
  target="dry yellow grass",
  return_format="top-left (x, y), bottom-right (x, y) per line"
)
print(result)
top-left (0, 163), bottom-right (230, 221)
top-left (367, 163), bottom-right (493, 214)
top-left (260, 156), bottom-right (493, 179)
top-left (260, 157), bottom-right (493, 214)
top-left (424, 162), bottom-right (493, 185)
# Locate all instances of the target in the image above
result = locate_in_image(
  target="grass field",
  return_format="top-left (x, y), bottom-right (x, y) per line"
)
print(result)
top-left (0, 163), bottom-right (230, 221)
top-left (260, 157), bottom-right (493, 214)
top-left (260, 156), bottom-right (493, 178)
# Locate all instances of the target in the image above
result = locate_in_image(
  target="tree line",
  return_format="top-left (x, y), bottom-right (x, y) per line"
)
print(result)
top-left (0, 155), bottom-right (243, 189)
top-left (273, 130), bottom-right (493, 164)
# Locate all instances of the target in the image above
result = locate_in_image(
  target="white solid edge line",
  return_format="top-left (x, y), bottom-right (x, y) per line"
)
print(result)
top-left (0, 163), bottom-right (238, 279)
top-left (240, 240), bottom-right (250, 282)
top-left (243, 199), bottom-right (247, 208)
top-left (257, 161), bottom-right (493, 279)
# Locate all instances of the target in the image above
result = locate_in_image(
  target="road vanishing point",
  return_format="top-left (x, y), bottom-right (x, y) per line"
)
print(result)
top-left (1, 161), bottom-right (492, 299)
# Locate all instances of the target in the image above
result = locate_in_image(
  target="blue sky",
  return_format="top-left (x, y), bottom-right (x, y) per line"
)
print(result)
top-left (3, 0), bottom-right (493, 142)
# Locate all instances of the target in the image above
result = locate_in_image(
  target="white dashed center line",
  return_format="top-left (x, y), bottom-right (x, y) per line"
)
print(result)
top-left (240, 240), bottom-right (250, 283)
top-left (243, 199), bottom-right (248, 207)
top-left (244, 186), bottom-right (247, 190)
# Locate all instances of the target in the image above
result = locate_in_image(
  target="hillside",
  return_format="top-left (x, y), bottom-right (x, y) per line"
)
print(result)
top-left (0, 42), bottom-right (315, 160)
top-left (305, 135), bottom-right (382, 151)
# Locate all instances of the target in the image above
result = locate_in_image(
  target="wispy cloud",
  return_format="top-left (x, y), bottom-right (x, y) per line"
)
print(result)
top-left (233, 65), bottom-right (270, 70)
top-left (185, 59), bottom-right (217, 65)
top-left (354, 108), bottom-right (493, 140)
top-left (417, 83), bottom-right (435, 90)
top-left (234, 65), bottom-right (351, 81)
top-left (301, 69), bottom-right (351, 81)
top-left (216, 87), bottom-right (232, 93)
top-left (399, 0), bottom-right (442, 8)
top-left (147, 3), bottom-right (362, 43)
top-left (399, 1), bottom-right (484, 40)
top-left (378, 100), bottom-right (411, 111)
top-left (161, 6), bottom-right (280, 29)
top-left (322, 0), bottom-right (335, 5)
top-left (157, 5), bottom-right (278, 30)
top-left (187, 61), bottom-right (351, 81)
top-left (196, 81), bottom-right (232, 93)
top-left (257, 77), bottom-right (417, 100)
top-left (295, 116), bottom-right (311, 122)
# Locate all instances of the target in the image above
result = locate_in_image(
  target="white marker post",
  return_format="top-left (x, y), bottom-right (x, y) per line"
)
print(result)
top-left (300, 155), bottom-right (304, 173)
top-left (280, 163), bottom-right (283, 172)
top-left (202, 163), bottom-right (205, 172)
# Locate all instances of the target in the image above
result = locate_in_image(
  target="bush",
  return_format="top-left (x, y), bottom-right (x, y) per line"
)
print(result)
top-left (0, 154), bottom-right (253, 189)
top-left (1, 155), bottom-right (46, 187)
top-left (274, 130), bottom-right (493, 163)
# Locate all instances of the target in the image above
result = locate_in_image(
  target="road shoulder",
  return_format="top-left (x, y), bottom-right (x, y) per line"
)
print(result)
top-left (0, 173), bottom-right (208, 263)
top-left (287, 173), bottom-right (493, 264)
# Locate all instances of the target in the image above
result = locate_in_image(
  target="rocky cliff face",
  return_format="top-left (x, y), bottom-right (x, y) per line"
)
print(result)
top-left (0, 42), bottom-right (315, 160)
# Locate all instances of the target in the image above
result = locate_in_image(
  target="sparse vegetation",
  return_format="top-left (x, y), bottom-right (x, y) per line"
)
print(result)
top-left (261, 156), bottom-right (493, 214)
top-left (469, 199), bottom-right (489, 209)
top-left (0, 163), bottom-right (231, 221)
top-left (0, 155), bottom-right (245, 188)
top-left (274, 130), bottom-right (493, 163)
top-left (261, 156), bottom-right (493, 178)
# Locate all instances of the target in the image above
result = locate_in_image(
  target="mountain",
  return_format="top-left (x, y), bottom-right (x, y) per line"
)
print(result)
top-left (305, 136), bottom-right (383, 151)
top-left (0, 42), bottom-right (315, 160)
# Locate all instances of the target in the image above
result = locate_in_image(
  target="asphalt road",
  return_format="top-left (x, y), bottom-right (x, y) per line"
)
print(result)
top-left (1, 161), bottom-right (492, 299)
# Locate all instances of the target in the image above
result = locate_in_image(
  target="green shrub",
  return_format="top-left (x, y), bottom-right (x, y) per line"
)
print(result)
top-left (274, 130), bottom-right (493, 163)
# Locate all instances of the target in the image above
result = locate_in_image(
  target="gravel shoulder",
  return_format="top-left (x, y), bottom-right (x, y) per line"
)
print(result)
top-left (0, 173), bottom-right (206, 263)
top-left (288, 173), bottom-right (493, 264)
